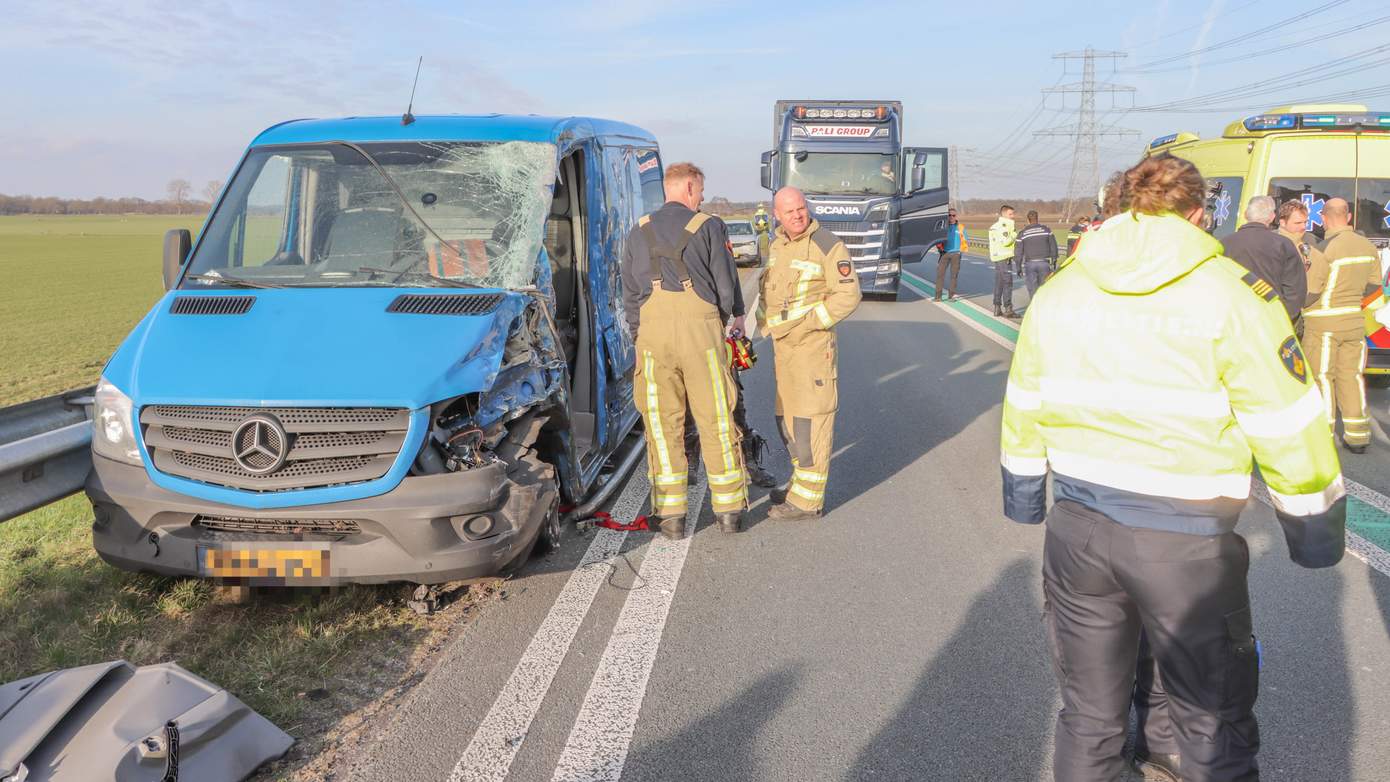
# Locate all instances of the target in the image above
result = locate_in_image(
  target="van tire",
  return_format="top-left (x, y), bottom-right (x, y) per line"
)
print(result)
top-left (533, 492), bottom-right (564, 555)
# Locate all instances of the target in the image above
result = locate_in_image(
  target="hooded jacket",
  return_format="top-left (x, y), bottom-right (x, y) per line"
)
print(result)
top-left (1001, 211), bottom-right (1345, 567)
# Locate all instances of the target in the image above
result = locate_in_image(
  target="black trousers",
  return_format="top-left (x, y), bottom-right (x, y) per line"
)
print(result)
top-left (1024, 259), bottom-right (1052, 299)
top-left (1043, 501), bottom-right (1260, 782)
top-left (992, 261), bottom-right (1015, 308)
top-left (935, 251), bottom-right (961, 297)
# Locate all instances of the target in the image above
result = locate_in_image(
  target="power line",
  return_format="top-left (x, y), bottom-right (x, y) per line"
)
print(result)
top-left (1125, 0), bottom-right (1351, 72)
top-left (1128, 0), bottom-right (1263, 50)
top-left (1126, 14), bottom-right (1390, 75)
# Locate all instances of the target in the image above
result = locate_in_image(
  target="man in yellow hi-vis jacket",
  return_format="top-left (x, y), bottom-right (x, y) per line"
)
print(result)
top-left (758, 187), bottom-right (862, 520)
top-left (1001, 156), bottom-right (1344, 781)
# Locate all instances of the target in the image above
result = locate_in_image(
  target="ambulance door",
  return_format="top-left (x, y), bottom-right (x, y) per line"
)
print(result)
top-left (899, 147), bottom-right (949, 262)
top-left (1264, 135), bottom-right (1357, 243)
top-left (1354, 134), bottom-right (1390, 279)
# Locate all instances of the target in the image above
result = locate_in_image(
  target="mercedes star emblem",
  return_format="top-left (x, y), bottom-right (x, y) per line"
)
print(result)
top-left (231, 414), bottom-right (289, 475)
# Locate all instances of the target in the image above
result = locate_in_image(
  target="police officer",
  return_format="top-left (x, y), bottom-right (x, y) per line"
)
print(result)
top-left (621, 162), bottom-right (747, 537)
top-left (989, 204), bottom-right (1018, 317)
top-left (1304, 197), bottom-right (1381, 454)
top-left (1014, 209), bottom-right (1058, 299)
top-left (759, 187), bottom-right (862, 521)
top-left (1002, 154), bottom-right (1345, 781)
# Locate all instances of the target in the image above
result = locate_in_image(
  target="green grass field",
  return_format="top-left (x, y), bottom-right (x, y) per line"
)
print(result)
top-left (0, 214), bottom-right (501, 774)
top-left (0, 214), bottom-right (198, 406)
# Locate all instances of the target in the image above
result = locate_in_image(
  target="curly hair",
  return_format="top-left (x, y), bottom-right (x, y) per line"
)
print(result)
top-left (1122, 154), bottom-right (1206, 216)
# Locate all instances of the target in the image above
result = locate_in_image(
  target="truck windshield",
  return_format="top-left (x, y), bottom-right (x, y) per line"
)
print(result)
top-left (781, 153), bottom-right (898, 196)
top-left (184, 140), bottom-right (557, 289)
top-left (1269, 177), bottom-right (1390, 241)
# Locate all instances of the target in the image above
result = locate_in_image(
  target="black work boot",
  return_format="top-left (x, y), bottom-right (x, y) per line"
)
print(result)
top-left (746, 463), bottom-right (777, 488)
top-left (993, 304), bottom-right (1002, 316)
top-left (767, 502), bottom-right (821, 522)
top-left (1130, 751), bottom-right (1181, 782)
top-left (770, 487), bottom-right (787, 505)
top-left (1004, 307), bottom-right (1019, 319)
top-left (742, 431), bottom-right (777, 488)
top-left (653, 515), bottom-right (684, 540)
top-left (716, 512), bottom-right (743, 533)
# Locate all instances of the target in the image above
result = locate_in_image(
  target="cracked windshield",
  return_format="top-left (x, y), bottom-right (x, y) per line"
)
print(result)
top-left (184, 140), bottom-right (556, 289)
top-left (780, 152), bottom-right (899, 196)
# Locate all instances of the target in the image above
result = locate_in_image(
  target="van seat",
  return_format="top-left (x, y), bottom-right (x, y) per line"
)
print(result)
top-left (321, 207), bottom-right (400, 270)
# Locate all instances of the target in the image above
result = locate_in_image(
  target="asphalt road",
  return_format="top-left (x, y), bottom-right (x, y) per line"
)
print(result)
top-left (342, 259), bottom-right (1390, 781)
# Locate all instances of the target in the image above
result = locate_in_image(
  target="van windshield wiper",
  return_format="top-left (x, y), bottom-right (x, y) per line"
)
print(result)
top-left (185, 273), bottom-right (282, 289)
top-left (357, 266), bottom-right (479, 288)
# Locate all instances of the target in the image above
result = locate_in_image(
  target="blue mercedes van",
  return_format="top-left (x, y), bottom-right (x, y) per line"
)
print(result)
top-left (85, 115), bottom-right (663, 585)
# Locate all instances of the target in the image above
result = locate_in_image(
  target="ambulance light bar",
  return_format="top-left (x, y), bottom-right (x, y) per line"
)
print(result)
top-left (1244, 112), bottom-right (1390, 131)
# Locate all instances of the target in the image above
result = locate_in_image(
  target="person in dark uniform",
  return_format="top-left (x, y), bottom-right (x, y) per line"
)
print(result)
top-left (621, 162), bottom-right (747, 537)
top-left (1219, 195), bottom-right (1307, 324)
top-left (1066, 216), bottom-right (1089, 256)
top-left (1014, 210), bottom-right (1059, 299)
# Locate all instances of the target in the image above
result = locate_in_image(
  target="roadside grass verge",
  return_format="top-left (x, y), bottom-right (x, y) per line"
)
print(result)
top-left (0, 493), bottom-right (501, 761)
top-left (0, 214), bottom-right (194, 405)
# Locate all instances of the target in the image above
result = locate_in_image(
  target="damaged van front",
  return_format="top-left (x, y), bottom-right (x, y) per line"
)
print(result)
top-left (86, 116), bottom-right (656, 584)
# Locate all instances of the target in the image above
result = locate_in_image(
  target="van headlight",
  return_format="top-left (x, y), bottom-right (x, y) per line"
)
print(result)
top-left (93, 378), bottom-right (142, 465)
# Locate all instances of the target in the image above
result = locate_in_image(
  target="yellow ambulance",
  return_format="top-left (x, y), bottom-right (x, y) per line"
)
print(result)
top-left (1145, 104), bottom-right (1390, 382)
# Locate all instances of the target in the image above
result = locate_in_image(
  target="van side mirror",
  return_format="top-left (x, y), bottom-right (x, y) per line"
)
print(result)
top-left (760, 151), bottom-right (774, 191)
top-left (163, 229), bottom-right (191, 290)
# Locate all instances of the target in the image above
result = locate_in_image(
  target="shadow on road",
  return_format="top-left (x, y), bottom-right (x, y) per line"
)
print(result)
top-left (847, 559), bottom-right (1055, 781)
top-left (620, 666), bottom-right (802, 782)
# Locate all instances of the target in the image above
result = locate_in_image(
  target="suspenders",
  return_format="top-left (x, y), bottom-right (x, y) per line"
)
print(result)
top-left (639, 212), bottom-right (710, 286)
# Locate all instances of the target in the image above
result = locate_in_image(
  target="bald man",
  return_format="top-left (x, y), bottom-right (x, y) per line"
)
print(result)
top-left (1303, 197), bottom-right (1381, 453)
top-left (758, 187), bottom-right (862, 520)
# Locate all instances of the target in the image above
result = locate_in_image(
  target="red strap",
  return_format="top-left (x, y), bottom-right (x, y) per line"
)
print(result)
top-left (580, 511), bottom-right (650, 532)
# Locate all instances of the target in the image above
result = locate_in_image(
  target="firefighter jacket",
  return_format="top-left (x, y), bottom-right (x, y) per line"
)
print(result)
top-left (988, 216), bottom-right (1016, 262)
top-left (1305, 226), bottom-right (1382, 334)
top-left (621, 201), bottom-right (743, 341)
top-left (1066, 222), bottom-right (1086, 256)
top-left (757, 219), bottom-right (862, 342)
top-left (1001, 211), bottom-right (1346, 568)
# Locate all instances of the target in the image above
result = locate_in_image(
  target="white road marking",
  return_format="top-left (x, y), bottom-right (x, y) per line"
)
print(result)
top-left (446, 472), bottom-right (648, 782)
top-left (900, 270), bottom-right (1018, 351)
top-left (549, 474), bottom-right (709, 782)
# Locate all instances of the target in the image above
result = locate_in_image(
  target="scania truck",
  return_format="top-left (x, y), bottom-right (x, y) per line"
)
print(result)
top-left (85, 114), bottom-right (665, 585)
top-left (760, 100), bottom-right (950, 298)
top-left (1145, 104), bottom-right (1390, 382)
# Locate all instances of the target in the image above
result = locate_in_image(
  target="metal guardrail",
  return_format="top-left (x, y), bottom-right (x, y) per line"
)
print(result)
top-left (0, 386), bottom-right (95, 523)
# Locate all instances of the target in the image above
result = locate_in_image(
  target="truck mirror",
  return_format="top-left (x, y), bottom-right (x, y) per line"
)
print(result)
top-left (760, 151), bottom-right (774, 191)
top-left (163, 229), bottom-right (191, 290)
top-left (911, 167), bottom-right (925, 193)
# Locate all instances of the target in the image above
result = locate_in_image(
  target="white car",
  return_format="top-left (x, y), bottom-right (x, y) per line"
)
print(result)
top-left (725, 219), bottom-right (761, 267)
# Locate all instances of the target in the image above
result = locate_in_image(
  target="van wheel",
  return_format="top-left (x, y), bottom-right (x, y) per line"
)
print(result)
top-left (533, 493), bottom-right (564, 555)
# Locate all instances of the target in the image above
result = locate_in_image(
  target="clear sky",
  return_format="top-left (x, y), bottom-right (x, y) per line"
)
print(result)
top-left (2, 0), bottom-right (1386, 203)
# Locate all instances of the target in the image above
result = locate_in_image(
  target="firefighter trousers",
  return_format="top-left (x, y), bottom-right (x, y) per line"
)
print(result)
top-left (772, 328), bottom-right (838, 513)
top-left (1044, 501), bottom-right (1259, 782)
top-left (1303, 327), bottom-right (1370, 446)
top-left (634, 283), bottom-right (746, 517)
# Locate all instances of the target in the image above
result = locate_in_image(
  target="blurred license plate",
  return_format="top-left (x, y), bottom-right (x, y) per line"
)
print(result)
top-left (198, 545), bottom-right (329, 581)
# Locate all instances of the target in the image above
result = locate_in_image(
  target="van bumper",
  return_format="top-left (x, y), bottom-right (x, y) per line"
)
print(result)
top-left (86, 455), bottom-right (556, 586)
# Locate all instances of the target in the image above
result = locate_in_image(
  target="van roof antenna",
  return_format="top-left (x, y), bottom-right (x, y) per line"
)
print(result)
top-left (402, 56), bottom-right (423, 126)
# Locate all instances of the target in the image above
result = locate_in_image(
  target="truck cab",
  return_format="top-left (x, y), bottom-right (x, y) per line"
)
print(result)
top-left (86, 115), bottom-right (663, 585)
top-left (760, 101), bottom-right (949, 299)
top-left (1147, 105), bottom-right (1390, 381)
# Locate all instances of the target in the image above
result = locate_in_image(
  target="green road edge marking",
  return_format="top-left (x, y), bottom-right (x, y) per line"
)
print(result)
top-left (901, 272), bottom-right (1021, 343)
top-left (899, 267), bottom-right (1390, 572)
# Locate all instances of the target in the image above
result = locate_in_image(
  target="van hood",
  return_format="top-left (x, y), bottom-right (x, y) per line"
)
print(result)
top-left (103, 288), bottom-right (530, 410)
top-left (1072, 212), bottom-right (1224, 294)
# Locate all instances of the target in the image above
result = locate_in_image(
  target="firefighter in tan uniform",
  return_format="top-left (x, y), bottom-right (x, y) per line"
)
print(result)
top-left (621, 162), bottom-right (747, 537)
top-left (1302, 198), bottom-right (1381, 453)
top-left (758, 187), bottom-right (862, 520)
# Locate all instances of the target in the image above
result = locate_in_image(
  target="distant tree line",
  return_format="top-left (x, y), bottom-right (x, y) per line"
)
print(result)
top-left (0, 179), bottom-right (223, 216)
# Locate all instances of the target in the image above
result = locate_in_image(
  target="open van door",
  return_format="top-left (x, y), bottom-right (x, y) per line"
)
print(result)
top-left (899, 148), bottom-right (950, 262)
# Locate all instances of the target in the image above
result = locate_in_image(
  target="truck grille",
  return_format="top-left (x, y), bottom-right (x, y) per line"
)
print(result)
top-left (816, 219), bottom-right (885, 264)
top-left (141, 405), bottom-right (410, 492)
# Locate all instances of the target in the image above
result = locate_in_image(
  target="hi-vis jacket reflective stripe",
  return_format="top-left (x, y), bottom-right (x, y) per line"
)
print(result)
top-left (1001, 211), bottom-right (1346, 568)
top-left (1305, 226), bottom-right (1382, 333)
top-left (757, 219), bottom-right (862, 339)
top-left (989, 216), bottom-right (1016, 262)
